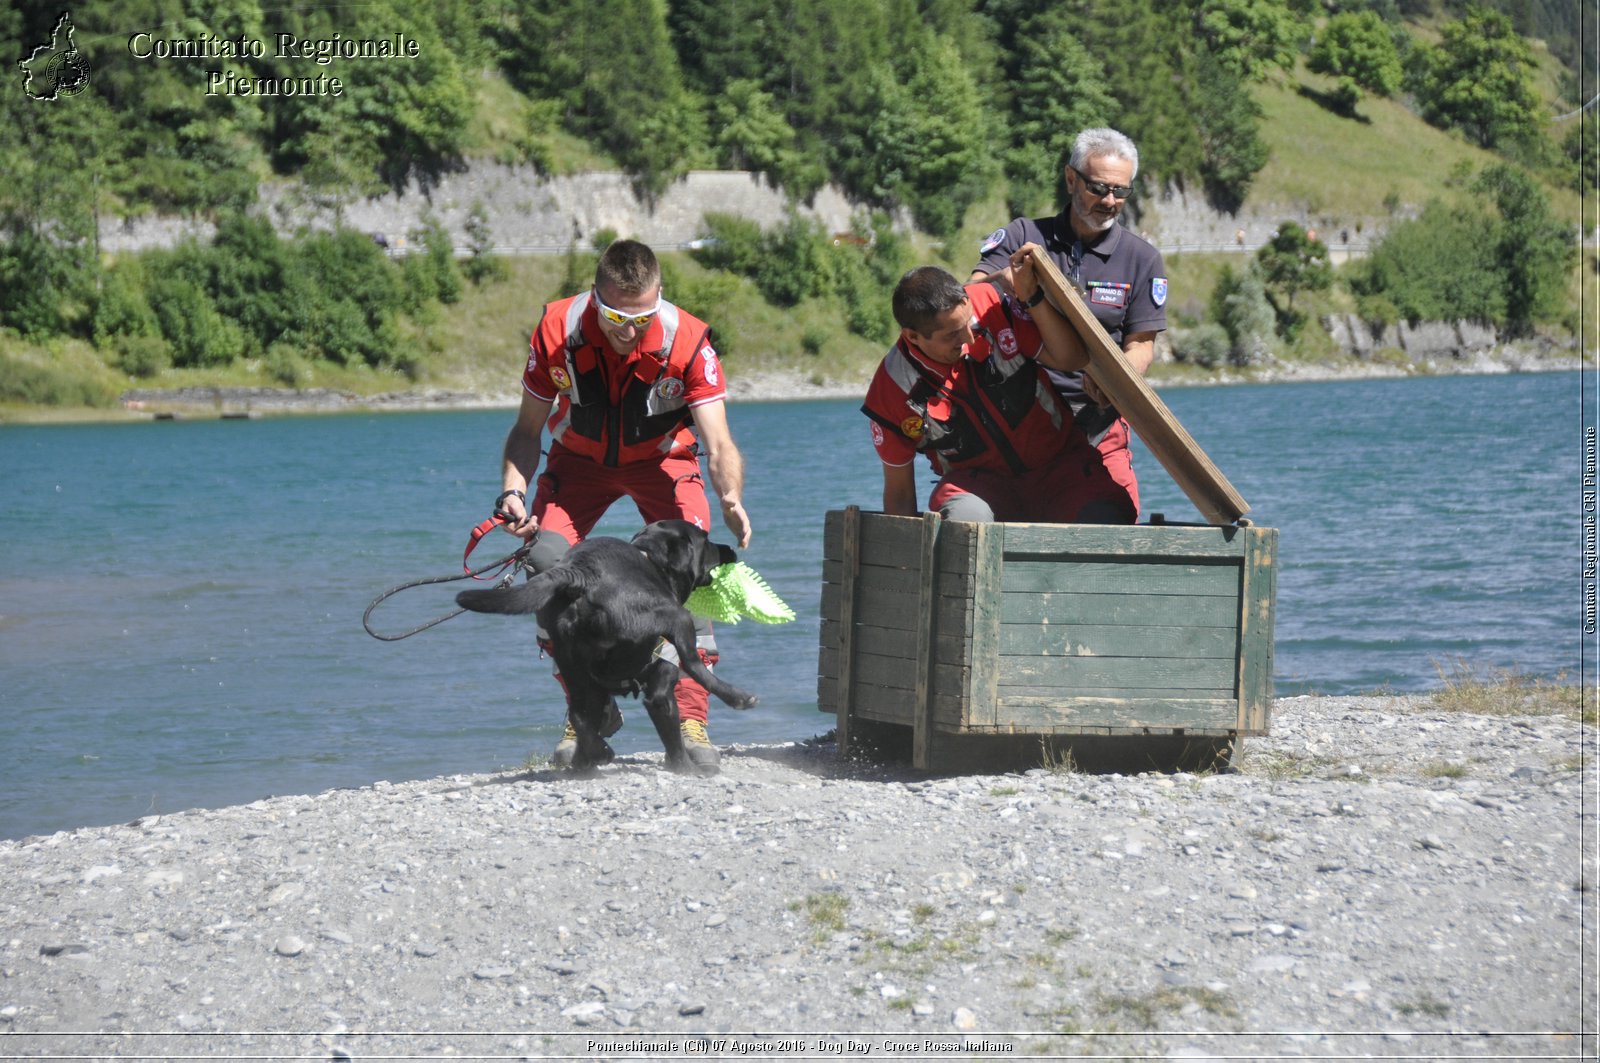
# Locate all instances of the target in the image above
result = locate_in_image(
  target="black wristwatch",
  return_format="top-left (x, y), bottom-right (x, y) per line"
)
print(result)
top-left (494, 489), bottom-right (525, 518)
top-left (1025, 288), bottom-right (1046, 308)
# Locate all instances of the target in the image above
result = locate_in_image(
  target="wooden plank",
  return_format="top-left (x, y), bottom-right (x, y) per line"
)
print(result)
top-left (832, 506), bottom-right (861, 746)
top-left (1003, 590), bottom-right (1241, 627)
top-left (818, 647), bottom-right (968, 699)
top-left (818, 677), bottom-right (967, 727)
top-left (822, 558), bottom-right (975, 598)
top-left (994, 695), bottom-right (1241, 731)
top-left (1033, 252), bottom-right (1250, 526)
top-left (1001, 558), bottom-right (1242, 595)
top-left (999, 522), bottom-right (1250, 558)
top-left (1000, 653), bottom-right (1238, 692)
top-left (966, 522), bottom-right (1003, 729)
top-left (912, 512), bottom-right (941, 769)
top-left (1238, 526), bottom-right (1278, 734)
top-left (999, 622), bottom-right (1239, 659)
top-left (820, 582), bottom-right (973, 636)
top-left (820, 621), bottom-right (972, 672)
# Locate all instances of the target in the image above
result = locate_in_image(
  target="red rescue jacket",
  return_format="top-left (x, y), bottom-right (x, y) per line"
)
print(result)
top-left (530, 292), bottom-right (716, 467)
top-left (863, 284), bottom-right (1075, 477)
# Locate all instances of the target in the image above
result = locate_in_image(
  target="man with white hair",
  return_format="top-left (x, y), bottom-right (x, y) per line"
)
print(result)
top-left (971, 127), bottom-right (1167, 523)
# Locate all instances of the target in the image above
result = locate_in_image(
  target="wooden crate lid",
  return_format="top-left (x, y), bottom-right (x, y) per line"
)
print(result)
top-left (1034, 252), bottom-right (1250, 527)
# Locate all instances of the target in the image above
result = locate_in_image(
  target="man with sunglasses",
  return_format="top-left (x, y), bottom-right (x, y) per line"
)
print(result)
top-left (493, 239), bottom-right (752, 773)
top-left (971, 127), bottom-right (1168, 523)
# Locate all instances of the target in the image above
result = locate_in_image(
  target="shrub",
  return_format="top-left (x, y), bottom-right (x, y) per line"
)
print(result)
top-left (264, 341), bottom-right (311, 387)
top-left (1348, 201), bottom-right (1503, 325)
top-left (754, 215), bottom-right (836, 307)
top-left (1173, 322), bottom-right (1230, 368)
top-left (412, 213), bottom-right (462, 306)
top-left (1213, 268), bottom-right (1278, 366)
top-left (114, 333), bottom-right (171, 378)
top-left (208, 213), bottom-right (295, 353)
top-left (148, 277), bottom-right (245, 367)
top-left (93, 263), bottom-right (159, 348)
top-left (290, 231), bottom-right (407, 366)
top-left (691, 214), bottom-right (764, 276)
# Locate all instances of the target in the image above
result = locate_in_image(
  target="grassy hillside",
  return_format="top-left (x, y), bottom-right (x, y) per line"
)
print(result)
top-left (1248, 68), bottom-right (1585, 229)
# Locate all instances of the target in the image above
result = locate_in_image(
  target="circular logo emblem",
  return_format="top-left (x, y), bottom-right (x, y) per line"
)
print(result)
top-left (997, 328), bottom-right (1019, 356)
top-left (901, 416), bottom-right (924, 440)
top-left (655, 378), bottom-right (684, 401)
top-left (870, 422), bottom-right (884, 447)
top-left (46, 50), bottom-right (92, 98)
top-left (549, 366), bottom-right (572, 391)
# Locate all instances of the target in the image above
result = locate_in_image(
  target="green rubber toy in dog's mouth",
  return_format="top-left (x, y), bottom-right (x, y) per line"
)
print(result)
top-left (686, 562), bottom-right (795, 624)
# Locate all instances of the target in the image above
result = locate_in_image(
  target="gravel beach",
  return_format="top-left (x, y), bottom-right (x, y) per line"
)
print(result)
top-left (0, 694), bottom-right (1593, 1061)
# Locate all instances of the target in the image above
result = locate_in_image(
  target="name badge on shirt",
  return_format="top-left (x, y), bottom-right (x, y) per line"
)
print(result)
top-left (1088, 281), bottom-right (1130, 309)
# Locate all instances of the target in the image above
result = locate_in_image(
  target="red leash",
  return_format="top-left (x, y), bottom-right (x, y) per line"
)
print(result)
top-left (462, 514), bottom-right (510, 575)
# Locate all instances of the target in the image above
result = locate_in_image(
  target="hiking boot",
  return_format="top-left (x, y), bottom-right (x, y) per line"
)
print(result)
top-left (681, 718), bottom-right (721, 775)
top-left (550, 719), bottom-right (579, 769)
top-left (549, 702), bottom-right (624, 769)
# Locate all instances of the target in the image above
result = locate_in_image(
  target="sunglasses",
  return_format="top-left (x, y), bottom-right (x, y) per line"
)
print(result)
top-left (593, 290), bottom-right (661, 329)
top-left (1072, 167), bottom-right (1133, 200)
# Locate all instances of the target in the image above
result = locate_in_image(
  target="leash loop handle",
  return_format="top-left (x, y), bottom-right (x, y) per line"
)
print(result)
top-left (363, 522), bottom-right (530, 641)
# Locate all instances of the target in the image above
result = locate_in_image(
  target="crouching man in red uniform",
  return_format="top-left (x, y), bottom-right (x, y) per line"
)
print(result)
top-left (493, 239), bottom-right (753, 772)
top-left (863, 244), bottom-right (1129, 524)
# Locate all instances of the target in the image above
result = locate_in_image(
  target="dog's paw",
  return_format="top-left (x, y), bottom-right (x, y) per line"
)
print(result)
top-left (571, 739), bottom-right (616, 771)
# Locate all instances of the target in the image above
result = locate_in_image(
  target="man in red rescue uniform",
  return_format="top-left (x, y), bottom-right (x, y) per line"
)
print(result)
top-left (493, 239), bottom-right (752, 773)
top-left (863, 244), bottom-right (1125, 523)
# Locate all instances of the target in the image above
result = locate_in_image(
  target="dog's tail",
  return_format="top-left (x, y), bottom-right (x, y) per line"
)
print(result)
top-left (456, 569), bottom-right (582, 616)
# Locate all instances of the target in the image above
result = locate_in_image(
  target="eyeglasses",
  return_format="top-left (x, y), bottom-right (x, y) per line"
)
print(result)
top-left (593, 290), bottom-right (661, 329)
top-left (1072, 167), bottom-right (1133, 200)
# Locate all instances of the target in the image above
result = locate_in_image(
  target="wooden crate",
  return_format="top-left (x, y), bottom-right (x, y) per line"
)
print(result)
top-left (818, 507), bottom-right (1277, 772)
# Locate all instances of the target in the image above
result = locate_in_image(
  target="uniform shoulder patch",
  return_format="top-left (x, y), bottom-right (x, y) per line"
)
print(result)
top-left (1151, 277), bottom-right (1168, 307)
top-left (979, 228), bottom-right (1008, 254)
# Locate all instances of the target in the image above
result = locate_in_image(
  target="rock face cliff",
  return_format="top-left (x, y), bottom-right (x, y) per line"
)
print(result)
top-left (96, 162), bottom-right (1368, 258)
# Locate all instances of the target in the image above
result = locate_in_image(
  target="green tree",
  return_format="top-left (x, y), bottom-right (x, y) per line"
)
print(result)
top-left (463, 201), bottom-right (508, 285)
top-left (667, 0), bottom-right (777, 95)
top-left (1349, 201), bottom-right (1505, 324)
top-left (69, 0), bottom-right (265, 213)
top-left (507, 0), bottom-right (705, 199)
top-left (1561, 109), bottom-right (1599, 193)
top-left (1255, 221), bottom-right (1333, 328)
top-left (0, 58), bottom-right (114, 336)
top-left (1190, 51), bottom-right (1270, 212)
top-left (1308, 10), bottom-right (1405, 106)
top-left (1194, 0), bottom-right (1306, 81)
top-left (841, 33), bottom-right (994, 237)
top-left (1002, 7), bottom-right (1116, 216)
top-left (709, 79), bottom-right (820, 196)
top-left (1409, 7), bottom-right (1546, 152)
top-left (1472, 162), bottom-right (1576, 336)
top-left (1072, 1), bottom-right (1274, 208)
top-left (260, 0), bottom-right (474, 192)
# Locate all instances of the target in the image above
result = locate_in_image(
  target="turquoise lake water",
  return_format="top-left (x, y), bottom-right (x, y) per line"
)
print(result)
top-left (1, 371), bottom-right (1590, 838)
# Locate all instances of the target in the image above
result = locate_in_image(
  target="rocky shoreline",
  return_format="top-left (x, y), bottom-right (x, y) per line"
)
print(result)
top-left (100, 348), bottom-right (1591, 422)
top-left (1, 694), bottom-right (1593, 1059)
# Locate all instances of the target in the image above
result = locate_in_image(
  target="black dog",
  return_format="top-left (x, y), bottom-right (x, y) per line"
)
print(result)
top-left (456, 520), bottom-right (758, 774)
